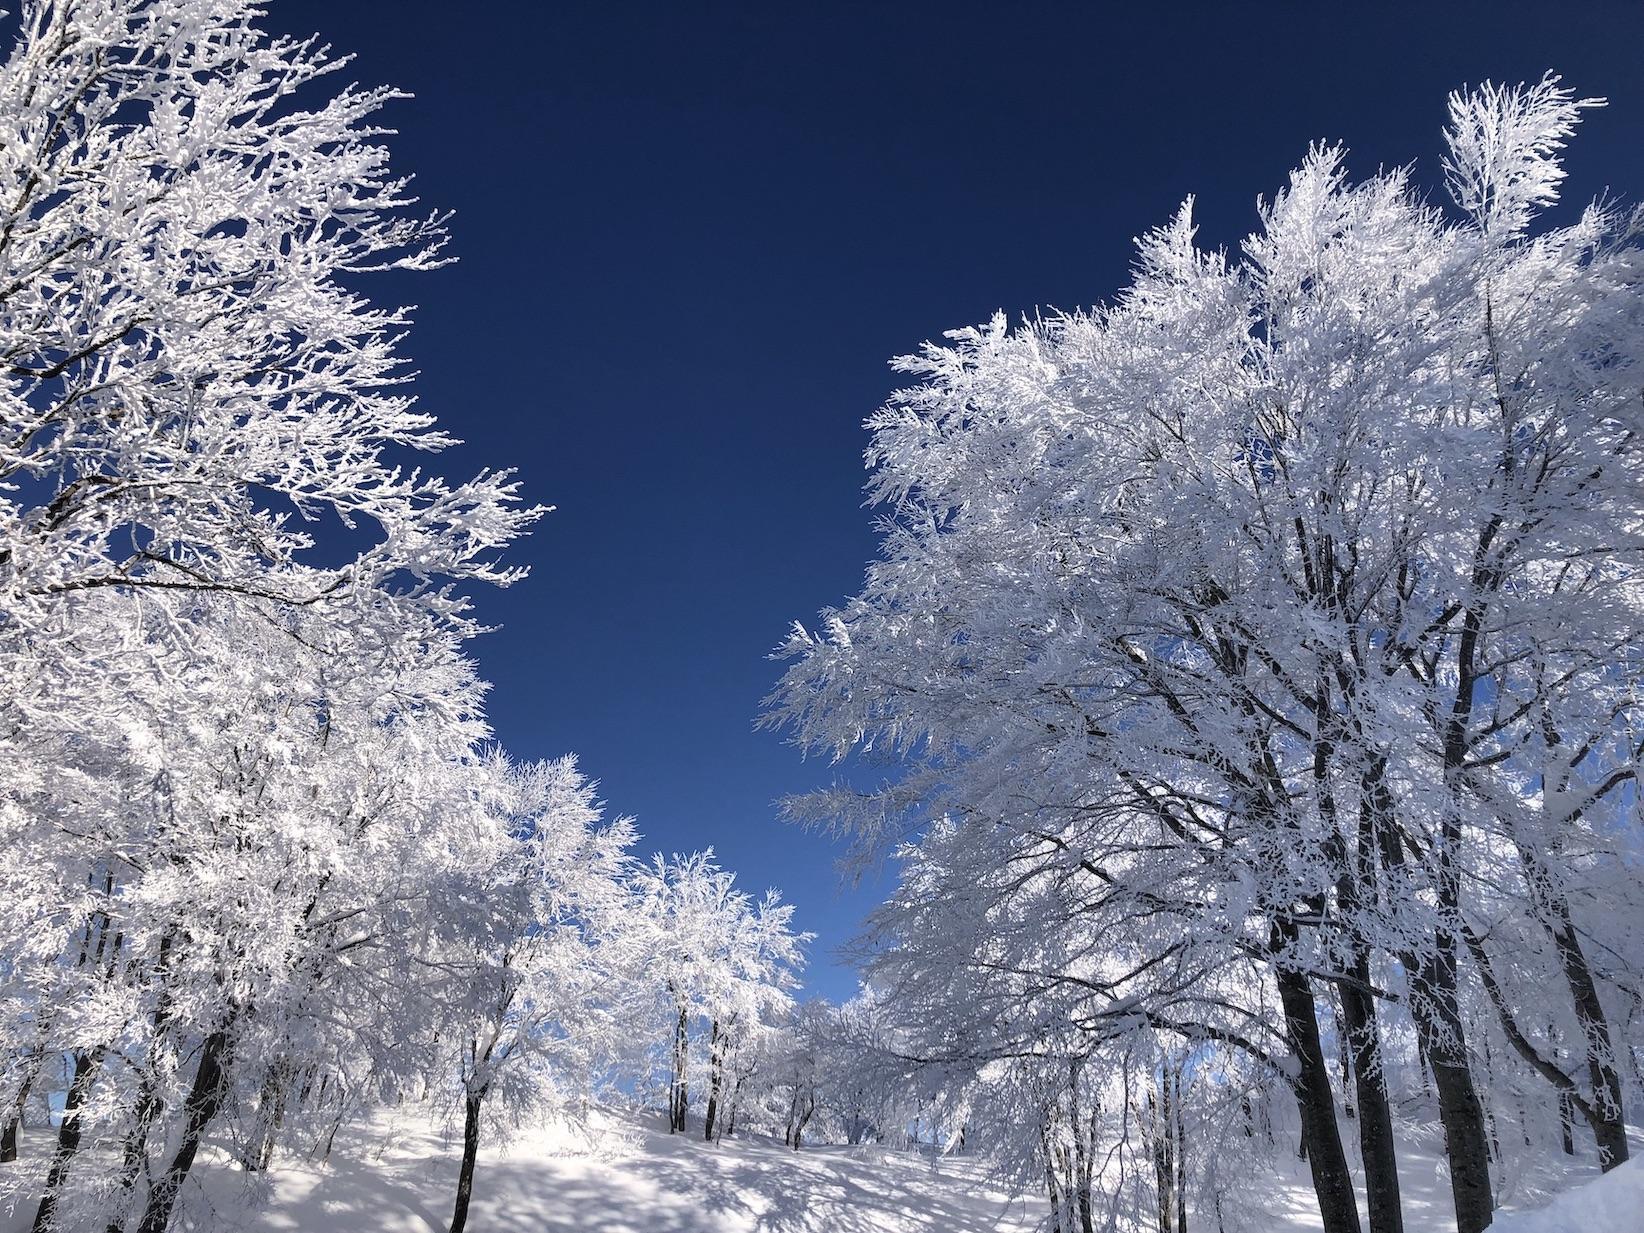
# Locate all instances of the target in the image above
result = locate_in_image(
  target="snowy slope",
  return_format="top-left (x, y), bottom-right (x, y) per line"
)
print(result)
top-left (1484, 1158), bottom-right (1644, 1233)
top-left (192, 1108), bottom-right (1047, 1233)
top-left (184, 1109), bottom-right (1644, 1233)
top-left (1236, 1125), bottom-right (1637, 1233)
top-left (7, 1108), bottom-right (1628, 1232)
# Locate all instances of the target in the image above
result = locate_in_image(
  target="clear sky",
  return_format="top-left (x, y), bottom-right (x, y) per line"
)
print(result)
top-left (265, 0), bottom-right (1644, 1001)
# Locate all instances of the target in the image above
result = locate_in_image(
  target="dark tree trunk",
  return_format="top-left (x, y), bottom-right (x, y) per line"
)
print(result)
top-left (107, 1065), bottom-right (166, 1233)
top-left (1336, 966), bottom-right (1404, 1233)
top-left (703, 1019), bottom-right (722, 1142)
top-left (791, 1093), bottom-right (814, 1150)
top-left (1, 1065), bottom-right (33, 1165)
top-left (2, 1049), bottom-right (44, 1166)
top-left (1368, 764), bottom-right (1492, 1233)
top-left (668, 1003), bottom-right (689, 1134)
top-left (1406, 953), bottom-right (1494, 1233)
top-left (1425, 549), bottom-right (1500, 1233)
top-left (1336, 785), bottom-right (1404, 1233)
top-left (1533, 879), bottom-right (1630, 1169)
top-left (1334, 989), bottom-right (1355, 1120)
top-left (108, 929), bottom-right (181, 1232)
top-left (1275, 964), bottom-right (1362, 1233)
top-left (240, 1058), bottom-right (290, 1172)
top-left (32, 1049), bottom-right (102, 1233)
top-left (1042, 1122), bottom-right (1064, 1233)
top-left (1149, 1078), bottom-right (1175, 1233)
top-left (1173, 1068), bottom-right (1187, 1233)
top-left (135, 1028), bottom-right (234, 1233)
top-left (448, 1091), bottom-right (484, 1233)
top-left (1067, 1071), bottom-right (1093, 1233)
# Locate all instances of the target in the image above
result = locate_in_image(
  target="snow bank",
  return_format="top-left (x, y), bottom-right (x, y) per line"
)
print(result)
top-left (1486, 1159), bottom-right (1644, 1233)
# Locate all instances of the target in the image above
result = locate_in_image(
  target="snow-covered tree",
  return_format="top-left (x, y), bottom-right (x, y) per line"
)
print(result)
top-left (0, 0), bottom-right (537, 646)
top-left (438, 755), bottom-right (636, 1233)
top-left (0, 2), bottom-right (558, 1229)
top-left (0, 587), bottom-right (506, 1232)
top-left (630, 851), bottom-right (807, 1137)
top-left (770, 73), bottom-right (1644, 1233)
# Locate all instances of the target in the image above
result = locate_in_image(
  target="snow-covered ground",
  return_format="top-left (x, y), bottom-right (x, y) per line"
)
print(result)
top-left (1486, 1156), bottom-right (1644, 1233)
top-left (191, 1108), bottom-right (1047, 1233)
top-left (6, 1107), bottom-right (1632, 1232)
top-left (1244, 1120), bottom-right (1642, 1233)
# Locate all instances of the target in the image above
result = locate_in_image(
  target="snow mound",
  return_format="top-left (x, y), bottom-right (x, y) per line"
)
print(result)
top-left (1485, 1159), bottom-right (1644, 1233)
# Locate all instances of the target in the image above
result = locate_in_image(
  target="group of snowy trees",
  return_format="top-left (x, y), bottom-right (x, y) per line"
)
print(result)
top-left (6, 3), bottom-right (1644, 1233)
top-left (630, 850), bottom-right (808, 1142)
top-left (771, 75), bottom-right (1644, 1233)
top-left (0, 3), bottom-right (812, 1231)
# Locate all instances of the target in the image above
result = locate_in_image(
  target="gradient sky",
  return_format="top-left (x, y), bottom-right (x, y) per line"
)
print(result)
top-left (266, 0), bottom-right (1644, 1000)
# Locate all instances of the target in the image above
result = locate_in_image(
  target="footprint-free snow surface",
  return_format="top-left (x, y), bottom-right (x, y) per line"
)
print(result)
top-left (194, 1108), bottom-right (1047, 1233)
top-left (12, 1108), bottom-right (1630, 1232)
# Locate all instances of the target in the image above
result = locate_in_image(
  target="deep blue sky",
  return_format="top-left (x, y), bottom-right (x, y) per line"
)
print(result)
top-left (267, 0), bottom-right (1644, 1000)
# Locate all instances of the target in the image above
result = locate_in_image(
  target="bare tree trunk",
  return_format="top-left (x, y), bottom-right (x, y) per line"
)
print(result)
top-left (448, 1091), bottom-right (484, 1233)
top-left (241, 1057), bottom-right (291, 1171)
top-left (31, 1049), bottom-right (103, 1233)
top-left (134, 1027), bottom-right (234, 1233)
top-left (1066, 1067), bottom-right (1093, 1233)
top-left (1041, 1120), bottom-right (1065, 1233)
top-left (1368, 766), bottom-right (1492, 1233)
top-left (1516, 850), bottom-right (1631, 1169)
top-left (1335, 965), bottom-right (1404, 1233)
top-left (703, 1019), bottom-right (722, 1142)
top-left (1335, 988), bottom-right (1355, 1119)
top-left (791, 1092), bottom-right (814, 1150)
top-left (1150, 1078), bottom-right (1172, 1233)
top-left (1423, 538), bottom-right (1501, 1233)
top-left (1336, 782), bottom-right (1404, 1233)
top-left (668, 1003), bottom-right (689, 1133)
top-left (108, 929), bottom-right (180, 1232)
top-left (108, 1066), bottom-right (168, 1233)
top-left (1173, 1067), bottom-right (1187, 1233)
top-left (1275, 961), bottom-right (1362, 1233)
top-left (1, 1059), bottom-right (37, 1164)
top-left (1407, 948), bottom-right (1494, 1233)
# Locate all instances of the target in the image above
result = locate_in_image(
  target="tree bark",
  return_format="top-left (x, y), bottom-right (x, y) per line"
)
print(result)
top-left (1275, 963), bottom-right (1362, 1233)
top-left (32, 1049), bottom-right (103, 1233)
top-left (703, 1019), bottom-right (722, 1142)
top-left (1336, 965), bottom-right (1404, 1233)
top-left (110, 930), bottom-right (179, 1232)
top-left (1515, 844), bottom-right (1630, 1169)
top-left (134, 1028), bottom-right (234, 1233)
top-left (1336, 783), bottom-right (1404, 1233)
top-left (1, 1061), bottom-right (35, 1164)
top-left (790, 1092), bottom-right (814, 1150)
top-left (107, 1066), bottom-right (166, 1233)
top-left (448, 1091), bottom-right (484, 1233)
top-left (1421, 526), bottom-right (1501, 1233)
top-left (668, 1002), bottom-right (689, 1134)
top-left (1368, 765), bottom-right (1493, 1233)
top-left (1173, 1067), bottom-right (1186, 1233)
top-left (240, 1057), bottom-right (291, 1171)
top-left (1406, 952), bottom-right (1494, 1233)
